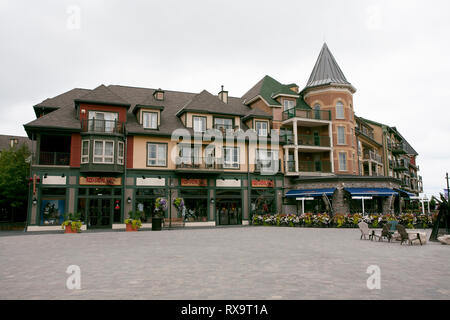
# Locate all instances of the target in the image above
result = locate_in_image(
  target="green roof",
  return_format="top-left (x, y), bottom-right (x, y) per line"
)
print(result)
top-left (242, 75), bottom-right (299, 106)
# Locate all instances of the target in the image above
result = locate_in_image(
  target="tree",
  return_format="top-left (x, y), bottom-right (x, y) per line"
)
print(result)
top-left (0, 144), bottom-right (30, 222)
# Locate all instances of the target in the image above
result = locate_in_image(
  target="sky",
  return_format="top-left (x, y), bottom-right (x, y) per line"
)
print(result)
top-left (0, 0), bottom-right (449, 198)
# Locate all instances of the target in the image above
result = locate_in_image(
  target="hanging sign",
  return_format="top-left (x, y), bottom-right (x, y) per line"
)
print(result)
top-left (181, 178), bottom-right (207, 187)
top-left (252, 179), bottom-right (274, 188)
top-left (79, 176), bottom-right (122, 186)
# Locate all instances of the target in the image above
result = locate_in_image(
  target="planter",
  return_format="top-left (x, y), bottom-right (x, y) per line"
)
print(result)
top-left (126, 223), bottom-right (138, 232)
top-left (152, 217), bottom-right (163, 231)
top-left (64, 225), bottom-right (78, 234)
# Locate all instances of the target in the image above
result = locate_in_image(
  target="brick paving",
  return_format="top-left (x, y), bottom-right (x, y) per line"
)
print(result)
top-left (0, 227), bottom-right (449, 300)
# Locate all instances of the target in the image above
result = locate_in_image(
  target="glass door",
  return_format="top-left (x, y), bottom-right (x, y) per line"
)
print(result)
top-left (88, 198), bottom-right (112, 228)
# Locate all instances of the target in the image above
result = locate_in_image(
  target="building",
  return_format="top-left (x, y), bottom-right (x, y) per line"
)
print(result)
top-left (23, 43), bottom-right (423, 231)
top-left (0, 135), bottom-right (33, 154)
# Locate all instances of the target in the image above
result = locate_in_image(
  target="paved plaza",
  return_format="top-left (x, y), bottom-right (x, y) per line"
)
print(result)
top-left (0, 227), bottom-right (449, 300)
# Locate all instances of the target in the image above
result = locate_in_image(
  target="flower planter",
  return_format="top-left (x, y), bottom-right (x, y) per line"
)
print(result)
top-left (126, 223), bottom-right (138, 232)
top-left (64, 225), bottom-right (78, 234)
top-left (152, 217), bottom-right (163, 231)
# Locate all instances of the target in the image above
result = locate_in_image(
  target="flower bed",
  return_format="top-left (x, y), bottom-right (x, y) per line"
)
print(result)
top-left (252, 213), bottom-right (434, 229)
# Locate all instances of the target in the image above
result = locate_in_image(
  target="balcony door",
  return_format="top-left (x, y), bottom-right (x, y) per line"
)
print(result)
top-left (88, 111), bottom-right (118, 133)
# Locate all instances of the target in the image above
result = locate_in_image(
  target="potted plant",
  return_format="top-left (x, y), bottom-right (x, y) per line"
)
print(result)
top-left (61, 212), bottom-right (83, 234)
top-left (125, 211), bottom-right (142, 232)
top-left (153, 197), bottom-right (167, 231)
top-left (173, 198), bottom-right (185, 219)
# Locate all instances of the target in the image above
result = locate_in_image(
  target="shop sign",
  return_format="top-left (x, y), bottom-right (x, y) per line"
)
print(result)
top-left (251, 179), bottom-right (274, 188)
top-left (181, 178), bottom-right (208, 187)
top-left (79, 176), bottom-right (122, 186)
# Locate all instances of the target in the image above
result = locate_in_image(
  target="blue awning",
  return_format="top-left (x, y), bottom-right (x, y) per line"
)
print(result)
top-left (286, 188), bottom-right (336, 198)
top-left (394, 188), bottom-right (416, 198)
top-left (344, 188), bottom-right (397, 197)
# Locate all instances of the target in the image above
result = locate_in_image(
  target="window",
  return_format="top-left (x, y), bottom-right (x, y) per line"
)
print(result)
top-left (214, 118), bottom-right (233, 130)
top-left (147, 143), bottom-right (167, 166)
top-left (223, 147), bottom-right (239, 169)
top-left (336, 101), bottom-right (345, 119)
top-left (88, 111), bottom-right (118, 133)
top-left (256, 149), bottom-right (278, 172)
top-left (337, 126), bottom-right (346, 145)
top-left (93, 140), bottom-right (114, 163)
top-left (81, 140), bottom-right (89, 164)
top-left (193, 116), bottom-right (206, 133)
top-left (117, 142), bottom-right (124, 165)
top-left (339, 152), bottom-right (347, 171)
top-left (283, 99), bottom-right (295, 111)
top-left (143, 112), bottom-right (158, 129)
top-left (314, 104), bottom-right (321, 119)
top-left (178, 145), bottom-right (200, 164)
top-left (255, 121), bottom-right (268, 136)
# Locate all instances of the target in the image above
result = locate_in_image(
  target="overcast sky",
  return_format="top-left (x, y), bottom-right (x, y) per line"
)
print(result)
top-left (0, 0), bottom-right (449, 198)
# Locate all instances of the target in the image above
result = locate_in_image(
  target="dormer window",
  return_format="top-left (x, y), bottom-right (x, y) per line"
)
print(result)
top-left (255, 121), bottom-right (268, 137)
top-left (193, 116), bottom-right (206, 133)
top-left (143, 111), bottom-right (158, 129)
top-left (153, 89), bottom-right (164, 101)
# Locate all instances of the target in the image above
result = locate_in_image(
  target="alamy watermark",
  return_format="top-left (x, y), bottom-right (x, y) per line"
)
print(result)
top-left (66, 265), bottom-right (81, 290)
top-left (366, 265), bottom-right (381, 290)
top-left (66, 5), bottom-right (81, 30)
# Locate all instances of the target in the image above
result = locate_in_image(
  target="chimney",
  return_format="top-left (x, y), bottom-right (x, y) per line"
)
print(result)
top-left (218, 85), bottom-right (228, 104)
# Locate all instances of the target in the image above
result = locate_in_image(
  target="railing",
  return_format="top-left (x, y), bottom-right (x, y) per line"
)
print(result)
top-left (175, 157), bottom-right (223, 170)
top-left (280, 131), bottom-right (294, 144)
top-left (394, 159), bottom-right (409, 170)
top-left (39, 152), bottom-right (70, 166)
top-left (282, 108), bottom-right (331, 121)
top-left (255, 160), bottom-right (281, 173)
top-left (285, 160), bottom-right (332, 173)
top-left (81, 119), bottom-right (125, 134)
top-left (356, 126), bottom-right (375, 140)
top-left (363, 151), bottom-right (382, 163)
top-left (298, 135), bottom-right (330, 147)
top-left (390, 142), bottom-right (407, 154)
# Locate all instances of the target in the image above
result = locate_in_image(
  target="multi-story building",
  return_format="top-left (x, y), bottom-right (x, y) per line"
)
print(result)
top-left (23, 43), bottom-right (423, 231)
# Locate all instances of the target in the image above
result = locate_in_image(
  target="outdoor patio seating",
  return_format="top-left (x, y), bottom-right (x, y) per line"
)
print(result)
top-left (371, 224), bottom-right (392, 242)
top-left (358, 221), bottom-right (372, 240)
top-left (396, 224), bottom-right (423, 245)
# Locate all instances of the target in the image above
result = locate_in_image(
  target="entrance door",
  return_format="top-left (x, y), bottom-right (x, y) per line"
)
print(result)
top-left (88, 199), bottom-right (112, 228)
top-left (313, 131), bottom-right (320, 146)
top-left (217, 201), bottom-right (242, 225)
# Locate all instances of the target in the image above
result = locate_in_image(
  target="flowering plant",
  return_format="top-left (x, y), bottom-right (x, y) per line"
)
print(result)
top-left (125, 210), bottom-right (142, 229)
top-left (61, 212), bottom-right (83, 232)
top-left (173, 198), bottom-right (184, 210)
top-left (154, 197), bottom-right (168, 217)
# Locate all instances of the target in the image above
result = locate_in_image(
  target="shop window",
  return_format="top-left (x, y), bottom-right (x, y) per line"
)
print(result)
top-left (180, 188), bottom-right (208, 222)
top-left (40, 188), bottom-right (66, 226)
top-left (251, 189), bottom-right (275, 215)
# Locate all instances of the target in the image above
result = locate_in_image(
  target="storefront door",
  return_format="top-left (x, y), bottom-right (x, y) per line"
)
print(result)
top-left (88, 198), bottom-right (112, 228)
top-left (217, 200), bottom-right (242, 225)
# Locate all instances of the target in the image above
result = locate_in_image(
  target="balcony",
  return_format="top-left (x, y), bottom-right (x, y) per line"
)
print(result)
top-left (390, 142), bottom-right (407, 155)
top-left (81, 119), bottom-right (125, 134)
top-left (363, 151), bottom-right (382, 164)
top-left (355, 126), bottom-right (375, 140)
top-left (286, 160), bottom-right (332, 174)
top-left (175, 157), bottom-right (224, 173)
top-left (39, 152), bottom-right (70, 166)
top-left (282, 108), bottom-right (331, 121)
top-left (393, 159), bottom-right (409, 171)
top-left (298, 135), bottom-right (331, 148)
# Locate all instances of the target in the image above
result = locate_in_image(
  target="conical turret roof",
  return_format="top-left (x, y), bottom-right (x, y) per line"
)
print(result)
top-left (304, 43), bottom-right (355, 92)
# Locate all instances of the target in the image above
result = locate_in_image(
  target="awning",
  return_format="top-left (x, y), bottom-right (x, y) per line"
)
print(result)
top-left (286, 188), bottom-right (336, 198)
top-left (394, 188), bottom-right (416, 198)
top-left (344, 188), bottom-right (397, 197)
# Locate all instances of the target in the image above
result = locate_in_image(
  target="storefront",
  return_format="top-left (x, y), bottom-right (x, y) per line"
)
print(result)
top-left (76, 176), bottom-right (123, 229)
top-left (39, 187), bottom-right (67, 226)
top-left (215, 189), bottom-right (242, 225)
top-left (250, 178), bottom-right (276, 216)
top-left (179, 178), bottom-right (209, 222)
top-left (135, 188), bottom-right (168, 222)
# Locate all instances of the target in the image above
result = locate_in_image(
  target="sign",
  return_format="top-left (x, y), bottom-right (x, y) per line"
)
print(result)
top-left (251, 179), bottom-right (274, 188)
top-left (444, 190), bottom-right (449, 200)
top-left (79, 176), bottom-right (122, 186)
top-left (181, 178), bottom-right (207, 187)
